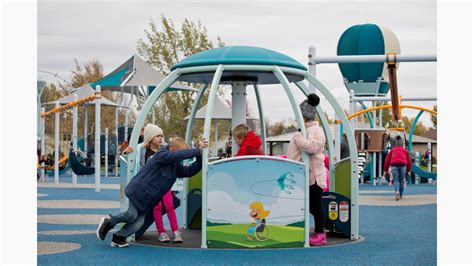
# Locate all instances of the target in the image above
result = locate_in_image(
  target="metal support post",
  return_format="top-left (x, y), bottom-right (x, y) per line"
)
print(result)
top-left (84, 106), bottom-right (88, 154)
top-left (105, 128), bottom-right (108, 178)
top-left (308, 46), bottom-right (316, 79)
top-left (54, 102), bottom-right (60, 184)
top-left (72, 95), bottom-right (78, 185)
top-left (372, 152), bottom-right (376, 186)
top-left (414, 152), bottom-right (420, 184)
top-left (350, 90), bottom-right (355, 129)
top-left (312, 54), bottom-right (437, 64)
top-left (40, 107), bottom-right (46, 182)
top-left (231, 82), bottom-right (247, 155)
top-left (95, 86), bottom-right (102, 192)
top-left (125, 109), bottom-right (129, 142)
top-left (115, 108), bottom-right (119, 177)
top-left (214, 120), bottom-right (218, 156)
top-left (427, 143), bottom-right (432, 184)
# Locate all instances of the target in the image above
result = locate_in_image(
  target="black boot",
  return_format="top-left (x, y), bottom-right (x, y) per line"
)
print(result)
top-left (111, 234), bottom-right (129, 248)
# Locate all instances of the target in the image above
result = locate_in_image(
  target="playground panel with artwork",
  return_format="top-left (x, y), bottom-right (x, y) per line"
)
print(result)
top-left (206, 157), bottom-right (306, 248)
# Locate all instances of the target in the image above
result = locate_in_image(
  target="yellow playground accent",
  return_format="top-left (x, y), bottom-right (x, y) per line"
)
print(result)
top-left (347, 104), bottom-right (437, 121)
top-left (37, 156), bottom-right (68, 170)
top-left (389, 127), bottom-right (405, 132)
top-left (41, 93), bottom-right (100, 117)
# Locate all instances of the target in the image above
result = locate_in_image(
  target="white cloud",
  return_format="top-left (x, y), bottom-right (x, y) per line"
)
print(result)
top-left (266, 187), bottom-right (305, 225)
top-left (207, 191), bottom-right (250, 224)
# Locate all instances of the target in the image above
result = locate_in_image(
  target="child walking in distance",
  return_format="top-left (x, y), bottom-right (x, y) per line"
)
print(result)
top-left (97, 137), bottom-right (208, 248)
top-left (232, 124), bottom-right (264, 156)
top-left (384, 135), bottom-right (411, 201)
top-left (287, 94), bottom-right (327, 246)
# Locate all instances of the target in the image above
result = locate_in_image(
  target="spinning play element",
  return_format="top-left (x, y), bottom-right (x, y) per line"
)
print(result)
top-left (125, 46), bottom-right (359, 249)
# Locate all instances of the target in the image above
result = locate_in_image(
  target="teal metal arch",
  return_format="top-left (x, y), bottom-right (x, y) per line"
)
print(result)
top-left (408, 110), bottom-right (424, 153)
top-left (273, 66), bottom-right (310, 247)
top-left (200, 64), bottom-right (224, 248)
top-left (123, 69), bottom-right (182, 210)
top-left (184, 84), bottom-right (208, 144)
top-left (360, 102), bottom-right (375, 128)
top-left (254, 84), bottom-right (267, 153)
top-left (407, 110), bottom-right (437, 180)
top-left (183, 83), bottom-right (207, 228)
top-left (305, 73), bottom-right (359, 240)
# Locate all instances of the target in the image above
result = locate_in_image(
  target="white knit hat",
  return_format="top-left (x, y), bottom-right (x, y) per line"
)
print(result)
top-left (143, 124), bottom-right (163, 145)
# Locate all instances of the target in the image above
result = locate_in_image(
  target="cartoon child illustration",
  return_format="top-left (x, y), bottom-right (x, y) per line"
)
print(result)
top-left (246, 202), bottom-right (271, 241)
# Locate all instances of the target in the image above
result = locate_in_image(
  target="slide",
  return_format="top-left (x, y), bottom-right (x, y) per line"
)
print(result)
top-left (412, 164), bottom-right (437, 180)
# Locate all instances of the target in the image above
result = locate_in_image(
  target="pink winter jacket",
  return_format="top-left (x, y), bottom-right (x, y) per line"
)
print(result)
top-left (287, 121), bottom-right (327, 189)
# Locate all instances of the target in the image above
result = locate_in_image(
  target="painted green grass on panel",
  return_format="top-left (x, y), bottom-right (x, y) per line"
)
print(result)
top-left (207, 224), bottom-right (304, 248)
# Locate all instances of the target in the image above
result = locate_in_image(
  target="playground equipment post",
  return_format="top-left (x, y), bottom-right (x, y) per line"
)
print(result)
top-left (95, 85), bottom-right (101, 192)
top-left (105, 128), bottom-right (108, 178)
top-left (40, 107), bottom-right (46, 182)
top-left (414, 151), bottom-right (420, 184)
top-left (427, 143), bottom-right (432, 183)
top-left (54, 101), bottom-right (60, 184)
top-left (72, 94), bottom-right (78, 185)
top-left (84, 105), bottom-right (88, 154)
top-left (115, 107), bottom-right (119, 177)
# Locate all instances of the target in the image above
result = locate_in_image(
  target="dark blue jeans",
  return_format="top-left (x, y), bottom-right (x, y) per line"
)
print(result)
top-left (110, 202), bottom-right (146, 238)
top-left (391, 165), bottom-right (406, 196)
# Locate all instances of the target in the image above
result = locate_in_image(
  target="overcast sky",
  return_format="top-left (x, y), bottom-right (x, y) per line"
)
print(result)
top-left (38, 0), bottom-right (437, 126)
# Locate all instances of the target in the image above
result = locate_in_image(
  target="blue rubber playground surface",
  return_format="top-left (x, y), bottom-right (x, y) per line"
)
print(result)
top-left (37, 175), bottom-right (437, 265)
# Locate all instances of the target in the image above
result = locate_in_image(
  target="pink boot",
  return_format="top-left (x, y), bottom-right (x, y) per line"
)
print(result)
top-left (309, 232), bottom-right (327, 246)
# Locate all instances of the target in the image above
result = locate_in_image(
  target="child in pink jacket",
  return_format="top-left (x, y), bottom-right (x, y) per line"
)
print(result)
top-left (287, 94), bottom-right (327, 246)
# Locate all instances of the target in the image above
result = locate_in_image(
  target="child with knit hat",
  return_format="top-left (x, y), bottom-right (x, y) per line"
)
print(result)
top-left (97, 124), bottom-right (208, 248)
top-left (137, 125), bottom-right (178, 242)
top-left (286, 93), bottom-right (327, 246)
top-left (140, 124), bottom-right (185, 243)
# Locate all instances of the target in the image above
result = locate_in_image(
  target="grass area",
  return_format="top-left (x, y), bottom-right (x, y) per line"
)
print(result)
top-left (207, 223), bottom-right (304, 249)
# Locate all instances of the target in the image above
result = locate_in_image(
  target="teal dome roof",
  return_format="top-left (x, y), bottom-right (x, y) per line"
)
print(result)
top-left (171, 46), bottom-right (307, 71)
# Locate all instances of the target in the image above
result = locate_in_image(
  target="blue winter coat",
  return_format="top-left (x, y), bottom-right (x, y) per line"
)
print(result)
top-left (125, 146), bottom-right (202, 213)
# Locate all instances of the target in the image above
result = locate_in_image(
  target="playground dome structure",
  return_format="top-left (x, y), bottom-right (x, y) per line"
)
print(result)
top-left (125, 46), bottom-right (360, 249)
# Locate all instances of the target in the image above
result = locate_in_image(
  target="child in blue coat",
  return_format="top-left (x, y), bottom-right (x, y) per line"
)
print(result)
top-left (97, 137), bottom-right (208, 247)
